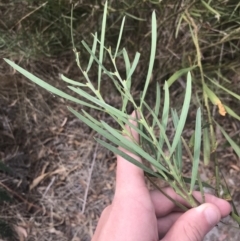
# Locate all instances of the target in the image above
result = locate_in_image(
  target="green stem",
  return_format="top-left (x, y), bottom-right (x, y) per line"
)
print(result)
top-left (147, 176), bottom-right (189, 211)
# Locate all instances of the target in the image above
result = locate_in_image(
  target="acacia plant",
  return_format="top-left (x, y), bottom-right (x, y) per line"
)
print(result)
top-left (4, 1), bottom-right (240, 227)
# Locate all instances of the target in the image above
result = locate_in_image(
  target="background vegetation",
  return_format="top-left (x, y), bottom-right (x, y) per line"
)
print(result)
top-left (0, 0), bottom-right (240, 240)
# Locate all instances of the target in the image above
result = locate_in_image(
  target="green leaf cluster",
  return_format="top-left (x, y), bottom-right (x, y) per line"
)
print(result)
top-left (3, 1), bottom-right (240, 226)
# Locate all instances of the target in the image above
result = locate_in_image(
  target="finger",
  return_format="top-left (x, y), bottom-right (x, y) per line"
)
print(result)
top-left (161, 203), bottom-right (223, 241)
top-left (157, 212), bottom-right (182, 238)
top-left (115, 111), bottom-right (146, 193)
top-left (150, 188), bottom-right (231, 217)
top-left (92, 205), bottom-right (112, 241)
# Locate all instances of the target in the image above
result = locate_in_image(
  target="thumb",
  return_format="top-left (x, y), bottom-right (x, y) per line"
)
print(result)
top-left (162, 203), bottom-right (221, 241)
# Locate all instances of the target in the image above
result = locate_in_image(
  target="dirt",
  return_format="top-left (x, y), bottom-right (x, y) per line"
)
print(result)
top-left (0, 64), bottom-right (117, 240)
top-left (0, 61), bottom-right (240, 241)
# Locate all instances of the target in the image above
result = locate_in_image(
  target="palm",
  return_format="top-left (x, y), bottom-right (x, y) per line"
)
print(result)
top-left (113, 168), bottom-right (158, 241)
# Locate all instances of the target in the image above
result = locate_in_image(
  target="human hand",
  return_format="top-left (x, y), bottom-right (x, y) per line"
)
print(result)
top-left (92, 112), bottom-right (231, 241)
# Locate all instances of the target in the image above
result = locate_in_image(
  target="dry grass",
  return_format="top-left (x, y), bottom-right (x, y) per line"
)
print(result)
top-left (1, 1), bottom-right (239, 82)
top-left (0, 69), bottom-right (118, 240)
top-left (1, 68), bottom-right (239, 240)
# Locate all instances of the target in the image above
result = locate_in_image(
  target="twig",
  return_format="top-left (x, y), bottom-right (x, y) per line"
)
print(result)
top-left (0, 182), bottom-right (62, 221)
top-left (10, 2), bottom-right (47, 30)
top-left (0, 182), bottom-right (41, 211)
top-left (146, 175), bottom-right (188, 211)
top-left (42, 176), bottom-right (56, 198)
top-left (81, 143), bottom-right (98, 214)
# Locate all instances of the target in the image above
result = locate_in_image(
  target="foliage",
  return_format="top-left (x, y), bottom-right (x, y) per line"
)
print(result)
top-left (1, 1), bottom-right (240, 85)
top-left (0, 161), bottom-right (14, 239)
top-left (0, 220), bottom-right (14, 239)
top-left (4, 1), bottom-right (240, 228)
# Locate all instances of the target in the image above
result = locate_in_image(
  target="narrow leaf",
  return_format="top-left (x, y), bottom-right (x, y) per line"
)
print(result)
top-left (61, 74), bottom-right (86, 86)
top-left (125, 12), bottom-right (146, 21)
top-left (4, 59), bottom-right (98, 109)
top-left (82, 110), bottom-right (102, 126)
top-left (203, 127), bottom-right (211, 165)
top-left (86, 32), bottom-right (98, 72)
top-left (68, 107), bottom-right (135, 152)
top-left (122, 48), bottom-right (131, 81)
top-left (100, 120), bottom-right (168, 172)
top-left (166, 66), bottom-right (197, 88)
top-left (114, 16), bottom-right (126, 59)
top-left (98, 1), bottom-right (108, 89)
top-left (201, 0), bottom-right (220, 20)
top-left (143, 101), bottom-right (171, 150)
top-left (162, 81), bottom-right (170, 128)
top-left (126, 52), bottom-right (141, 81)
top-left (215, 121), bottom-right (240, 158)
top-left (122, 48), bottom-right (131, 111)
top-left (171, 109), bottom-right (182, 173)
top-left (140, 11), bottom-right (157, 107)
top-left (190, 108), bottom-right (202, 193)
top-left (170, 72), bottom-right (192, 156)
top-left (68, 86), bottom-right (128, 118)
top-left (224, 104), bottom-right (240, 121)
top-left (96, 138), bottom-right (160, 178)
top-left (159, 81), bottom-right (170, 150)
top-left (120, 119), bottom-right (155, 144)
top-left (175, 14), bottom-right (183, 38)
top-left (152, 82), bottom-right (161, 128)
top-left (203, 83), bottom-right (226, 116)
top-left (81, 40), bottom-right (116, 82)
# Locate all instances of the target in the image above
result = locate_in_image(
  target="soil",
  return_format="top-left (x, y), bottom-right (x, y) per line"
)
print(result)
top-left (0, 60), bottom-right (240, 241)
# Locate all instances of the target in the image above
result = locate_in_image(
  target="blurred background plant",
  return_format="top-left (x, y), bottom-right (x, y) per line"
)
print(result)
top-left (0, 161), bottom-right (14, 240)
top-left (0, 0), bottom-right (240, 240)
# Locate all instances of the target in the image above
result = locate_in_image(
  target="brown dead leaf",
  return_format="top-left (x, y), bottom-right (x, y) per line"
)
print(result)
top-left (30, 173), bottom-right (49, 190)
top-left (108, 162), bottom-right (116, 172)
top-left (48, 227), bottom-right (63, 236)
top-left (217, 101), bottom-right (226, 116)
top-left (32, 113), bottom-right (38, 123)
top-left (61, 117), bottom-right (68, 127)
top-left (41, 162), bottom-right (49, 175)
top-left (49, 166), bottom-right (67, 176)
top-left (30, 166), bottom-right (67, 190)
top-left (9, 99), bottom-right (18, 107)
top-left (30, 162), bottom-right (50, 190)
top-left (71, 238), bottom-right (81, 241)
top-left (14, 226), bottom-right (28, 241)
top-left (37, 147), bottom-right (46, 160)
top-left (230, 164), bottom-right (240, 171)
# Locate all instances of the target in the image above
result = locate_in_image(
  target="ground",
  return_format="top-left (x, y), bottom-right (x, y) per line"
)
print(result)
top-left (0, 58), bottom-right (121, 240)
top-left (0, 58), bottom-right (240, 240)
top-left (0, 1), bottom-right (240, 240)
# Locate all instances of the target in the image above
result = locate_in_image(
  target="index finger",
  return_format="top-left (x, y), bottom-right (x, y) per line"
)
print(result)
top-left (115, 111), bottom-right (146, 193)
top-left (150, 188), bottom-right (231, 218)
